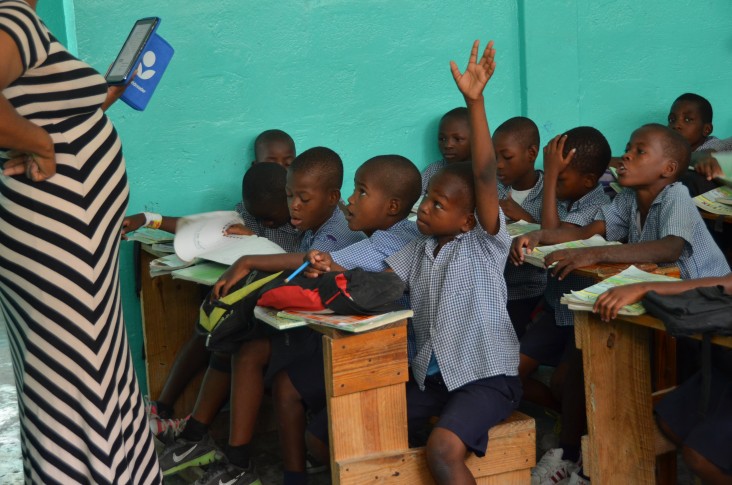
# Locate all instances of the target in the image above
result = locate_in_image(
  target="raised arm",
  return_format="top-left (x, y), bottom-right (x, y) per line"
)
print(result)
top-left (541, 134), bottom-right (575, 230)
top-left (450, 39), bottom-right (499, 234)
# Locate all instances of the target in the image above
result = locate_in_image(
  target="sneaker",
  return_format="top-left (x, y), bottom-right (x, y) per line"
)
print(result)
top-left (305, 453), bottom-right (328, 474)
top-left (567, 469), bottom-right (590, 485)
top-left (531, 448), bottom-right (578, 485)
top-left (158, 433), bottom-right (219, 476)
top-left (145, 397), bottom-right (188, 439)
top-left (194, 459), bottom-right (261, 485)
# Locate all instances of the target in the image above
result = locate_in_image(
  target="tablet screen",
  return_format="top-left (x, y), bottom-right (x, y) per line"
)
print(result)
top-left (106, 18), bottom-right (159, 84)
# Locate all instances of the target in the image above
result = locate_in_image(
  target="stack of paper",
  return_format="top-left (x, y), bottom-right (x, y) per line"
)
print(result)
top-left (257, 308), bottom-right (414, 333)
top-left (149, 254), bottom-right (201, 278)
top-left (694, 185), bottom-right (732, 216)
top-left (522, 235), bottom-right (621, 268)
top-left (171, 262), bottom-right (227, 286)
top-left (506, 220), bottom-right (541, 238)
top-left (126, 228), bottom-right (175, 245)
top-left (560, 265), bottom-right (679, 316)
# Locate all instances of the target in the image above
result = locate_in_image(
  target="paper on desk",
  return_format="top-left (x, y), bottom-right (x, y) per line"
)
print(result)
top-left (523, 235), bottom-right (621, 268)
top-left (506, 220), bottom-right (540, 238)
top-left (174, 211), bottom-right (285, 264)
top-left (693, 185), bottom-right (732, 216)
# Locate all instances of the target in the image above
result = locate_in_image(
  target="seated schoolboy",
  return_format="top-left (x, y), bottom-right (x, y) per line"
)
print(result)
top-left (125, 135), bottom-right (299, 433)
top-left (158, 147), bottom-right (366, 483)
top-left (593, 275), bottom-right (732, 485)
top-left (270, 154), bottom-right (422, 485)
top-left (512, 123), bottom-right (730, 484)
top-left (250, 128), bottom-right (296, 168)
top-left (388, 40), bottom-right (523, 485)
top-left (421, 106), bottom-right (472, 193)
top-left (493, 116), bottom-right (544, 337)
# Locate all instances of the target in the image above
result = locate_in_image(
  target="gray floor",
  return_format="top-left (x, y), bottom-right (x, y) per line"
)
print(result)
top-left (0, 317), bottom-right (23, 484)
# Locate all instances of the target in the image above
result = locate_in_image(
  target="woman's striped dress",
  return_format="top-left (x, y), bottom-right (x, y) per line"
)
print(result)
top-left (0, 2), bottom-right (161, 483)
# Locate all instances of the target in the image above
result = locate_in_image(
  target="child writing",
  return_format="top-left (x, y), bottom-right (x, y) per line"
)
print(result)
top-left (421, 107), bottom-right (472, 192)
top-left (494, 116), bottom-right (544, 336)
top-left (158, 147), bottom-right (366, 483)
top-left (593, 276), bottom-right (732, 485)
top-left (271, 154), bottom-right (423, 485)
top-left (386, 39), bottom-right (521, 485)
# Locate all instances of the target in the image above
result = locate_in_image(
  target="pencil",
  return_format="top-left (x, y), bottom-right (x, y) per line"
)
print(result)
top-left (284, 261), bottom-right (309, 283)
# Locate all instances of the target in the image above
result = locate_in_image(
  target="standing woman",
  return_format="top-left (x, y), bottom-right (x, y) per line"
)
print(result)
top-left (0, 1), bottom-right (161, 483)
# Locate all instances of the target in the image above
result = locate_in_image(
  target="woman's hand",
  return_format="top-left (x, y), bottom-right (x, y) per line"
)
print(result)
top-left (3, 149), bottom-right (56, 182)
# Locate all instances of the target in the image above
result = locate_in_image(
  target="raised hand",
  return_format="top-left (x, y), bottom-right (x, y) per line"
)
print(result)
top-left (450, 39), bottom-right (496, 102)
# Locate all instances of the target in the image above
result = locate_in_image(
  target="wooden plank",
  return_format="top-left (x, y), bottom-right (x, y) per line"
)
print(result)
top-left (476, 470), bottom-right (530, 485)
top-left (577, 312), bottom-right (656, 484)
top-left (311, 319), bottom-right (406, 340)
top-left (326, 325), bottom-right (408, 397)
top-left (139, 248), bottom-right (204, 417)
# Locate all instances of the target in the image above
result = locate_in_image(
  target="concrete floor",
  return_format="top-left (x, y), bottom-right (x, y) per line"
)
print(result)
top-left (0, 317), bottom-right (23, 484)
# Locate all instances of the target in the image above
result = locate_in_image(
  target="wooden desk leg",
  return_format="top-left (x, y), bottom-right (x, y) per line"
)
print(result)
top-left (322, 326), bottom-right (409, 485)
top-left (575, 312), bottom-right (656, 484)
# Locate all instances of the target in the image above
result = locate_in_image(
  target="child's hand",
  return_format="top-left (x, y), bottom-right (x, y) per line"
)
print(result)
top-left (500, 194), bottom-right (533, 222)
top-left (225, 223), bottom-right (255, 236)
top-left (303, 250), bottom-right (333, 278)
top-left (694, 153), bottom-right (724, 181)
top-left (121, 213), bottom-right (146, 239)
top-left (546, 247), bottom-right (598, 280)
top-left (450, 39), bottom-right (496, 102)
top-left (543, 134), bottom-right (576, 179)
top-left (593, 284), bottom-right (647, 322)
top-left (212, 259), bottom-right (251, 299)
top-left (510, 231), bottom-right (541, 266)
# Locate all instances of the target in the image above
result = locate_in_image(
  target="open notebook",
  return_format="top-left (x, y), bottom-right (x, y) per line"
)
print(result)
top-left (255, 306), bottom-right (413, 333)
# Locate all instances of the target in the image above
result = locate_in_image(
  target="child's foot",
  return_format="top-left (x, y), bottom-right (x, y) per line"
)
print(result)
top-left (567, 468), bottom-right (590, 484)
top-left (158, 433), bottom-right (218, 476)
top-left (531, 448), bottom-right (579, 485)
top-left (194, 459), bottom-right (262, 485)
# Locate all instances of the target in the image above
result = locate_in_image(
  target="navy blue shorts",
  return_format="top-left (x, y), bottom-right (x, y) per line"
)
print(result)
top-left (265, 327), bottom-right (321, 385)
top-left (406, 373), bottom-right (521, 457)
top-left (287, 343), bottom-right (329, 443)
top-left (655, 367), bottom-right (732, 475)
top-left (519, 304), bottom-right (574, 366)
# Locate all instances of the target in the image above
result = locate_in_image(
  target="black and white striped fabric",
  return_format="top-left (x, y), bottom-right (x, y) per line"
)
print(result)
top-left (0, 1), bottom-right (161, 483)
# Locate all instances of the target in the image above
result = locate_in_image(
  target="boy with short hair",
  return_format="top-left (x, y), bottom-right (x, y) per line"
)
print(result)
top-left (271, 154), bottom-right (423, 485)
top-left (388, 39), bottom-right (521, 485)
top-left (251, 128), bottom-right (296, 168)
top-left (159, 146), bottom-right (366, 484)
top-left (421, 107), bottom-right (472, 192)
top-left (513, 123), bottom-right (730, 484)
top-left (493, 116), bottom-right (544, 336)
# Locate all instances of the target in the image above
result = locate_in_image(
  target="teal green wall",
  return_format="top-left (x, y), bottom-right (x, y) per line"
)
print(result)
top-left (59, 0), bottom-right (732, 391)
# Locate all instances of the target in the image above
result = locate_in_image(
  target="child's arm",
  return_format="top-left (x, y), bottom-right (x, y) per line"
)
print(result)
top-left (594, 273), bottom-right (732, 322)
top-left (509, 221), bottom-right (606, 266)
top-left (212, 253), bottom-right (307, 298)
top-left (545, 235), bottom-right (686, 281)
top-left (450, 39), bottom-right (499, 234)
top-left (541, 134), bottom-right (576, 230)
top-left (302, 250), bottom-right (347, 278)
top-left (499, 194), bottom-right (536, 223)
top-left (121, 213), bottom-right (179, 237)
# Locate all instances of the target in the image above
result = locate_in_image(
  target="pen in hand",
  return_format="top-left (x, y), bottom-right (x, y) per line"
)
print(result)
top-left (284, 261), bottom-right (309, 283)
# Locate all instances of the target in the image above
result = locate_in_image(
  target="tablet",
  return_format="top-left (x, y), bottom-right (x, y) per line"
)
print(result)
top-left (105, 17), bottom-right (160, 85)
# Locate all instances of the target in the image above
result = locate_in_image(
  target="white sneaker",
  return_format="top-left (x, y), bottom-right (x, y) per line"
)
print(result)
top-left (567, 469), bottom-right (590, 484)
top-left (531, 448), bottom-right (578, 485)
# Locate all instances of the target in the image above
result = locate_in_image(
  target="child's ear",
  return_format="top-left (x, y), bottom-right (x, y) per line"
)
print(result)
top-left (583, 173), bottom-right (597, 189)
top-left (388, 198), bottom-right (401, 216)
top-left (461, 212), bottom-right (476, 233)
top-left (661, 159), bottom-right (678, 179)
top-left (527, 145), bottom-right (539, 162)
top-left (703, 122), bottom-right (713, 137)
top-left (328, 189), bottom-right (341, 206)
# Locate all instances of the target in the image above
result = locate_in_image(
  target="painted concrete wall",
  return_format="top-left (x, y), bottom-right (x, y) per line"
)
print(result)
top-left (59, 0), bottom-right (732, 390)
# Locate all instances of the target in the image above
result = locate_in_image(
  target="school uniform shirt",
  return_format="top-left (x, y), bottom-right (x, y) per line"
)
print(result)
top-left (546, 184), bottom-right (611, 327)
top-left (498, 171), bottom-right (546, 300)
top-left (696, 136), bottom-right (732, 153)
top-left (299, 206), bottom-right (367, 253)
top-left (330, 219), bottom-right (421, 272)
top-left (596, 182), bottom-right (730, 279)
top-left (386, 214), bottom-right (519, 392)
top-left (421, 159), bottom-right (448, 193)
top-left (235, 202), bottom-right (301, 253)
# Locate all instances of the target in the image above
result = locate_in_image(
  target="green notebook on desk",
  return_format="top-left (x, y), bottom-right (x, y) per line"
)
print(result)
top-left (171, 262), bottom-right (227, 286)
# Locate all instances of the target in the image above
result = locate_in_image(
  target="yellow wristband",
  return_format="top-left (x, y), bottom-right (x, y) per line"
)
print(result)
top-left (143, 212), bottom-right (163, 230)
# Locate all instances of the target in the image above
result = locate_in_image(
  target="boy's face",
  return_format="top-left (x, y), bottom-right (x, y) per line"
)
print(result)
top-left (555, 165), bottom-right (592, 202)
top-left (345, 166), bottom-right (393, 236)
top-left (255, 140), bottom-right (295, 168)
top-left (494, 132), bottom-right (537, 188)
top-left (667, 100), bottom-right (711, 150)
top-left (438, 117), bottom-right (471, 163)
top-left (286, 171), bottom-right (338, 232)
top-left (417, 172), bottom-right (474, 241)
top-left (616, 127), bottom-right (674, 187)
top-left (245, 199), bottom-right (290, 228)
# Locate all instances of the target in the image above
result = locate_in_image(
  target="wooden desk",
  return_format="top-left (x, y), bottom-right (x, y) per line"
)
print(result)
top-left (574, 311), bottom-right (732, 484)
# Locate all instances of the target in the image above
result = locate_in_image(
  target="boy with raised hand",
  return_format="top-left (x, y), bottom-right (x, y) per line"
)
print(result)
top-left (271, 154), bottom-right (423, 485)
top-left (493, 116), bottom-right (544, 337)
top-left (421, 107), bottom-right (472, 193)
top-left (158, 146), bottom-right (365, 484)
top-left (385, 39), bottom-right (521, 485)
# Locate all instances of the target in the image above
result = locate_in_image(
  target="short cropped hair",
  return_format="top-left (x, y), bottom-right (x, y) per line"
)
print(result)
top-left (438, 161), bottom-right (475, 211)
top-left (254, 129), bottom-right (295, 157)
top-left (494, 116), bottom-right (540, 148)
top-left (359, 155), bottom-right (422, 218)
top-left (289, 146), bottom-right (343, 190)
top-left (441, 107), bottom-right (469, 124)
top-left (674, 93), bottom-right (713, 124)
top-left (563, 126), bottom-right (612, 180)
top-left (640, 123), bottom-right (692, 175)
top-left (242, 162), bottom-right (287, 205)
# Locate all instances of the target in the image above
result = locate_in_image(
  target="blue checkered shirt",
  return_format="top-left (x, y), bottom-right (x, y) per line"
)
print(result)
top-left (596, 182), bottom-right (730, 279)
top-left (331, 219), bottom-right (421, 272)
top-left (697, 136), bottom-right (732, 153)
top-left (546, 184), bottom-right (611, 326)
top-left (299, 206), bottom-right (366, 252)
top-left (421, 160), bottom-right (448, 193)
top-left (498, 171), bottom-right (547, 300)
top-left (235, 202), bottom-right (301, 253)
top-left (386, 214), bottom-right (519, 391)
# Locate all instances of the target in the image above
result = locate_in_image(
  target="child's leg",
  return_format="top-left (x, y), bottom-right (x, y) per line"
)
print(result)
top-left (272, 370), bottom-right (307, 473)
top-left (155, 331), bottom-right (208, 416)
top-left (555, 348), bottom-right (584, 463)
top-left (425, 428), bottom-right (473, 485)
top-left (182, 352), bottom-right (232, 438)
top-left (228, 337), bottom-right (272, 448)
top-left (506, 295), bottom-right (541, 339)
top-left (681, 446), bottom-right (732, 485)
